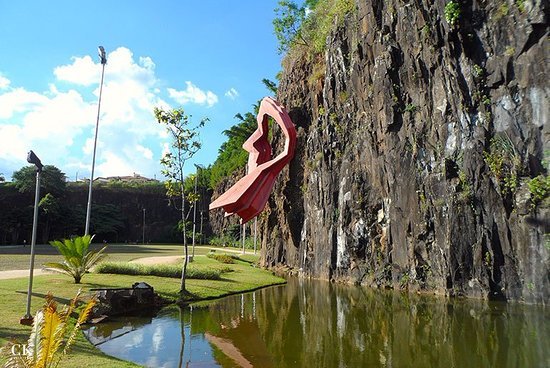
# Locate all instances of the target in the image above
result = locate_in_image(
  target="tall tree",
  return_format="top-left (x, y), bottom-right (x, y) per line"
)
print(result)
top-left (155, 107), bottom-right (206, 295)
top-left (273, 0), bottom-right (309, 53)
top-left (12, 165), bottom-right (67, 197)
top-left (39, 193), bottom-right (61, 243)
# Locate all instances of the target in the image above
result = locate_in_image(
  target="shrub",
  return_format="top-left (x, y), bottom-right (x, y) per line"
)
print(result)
top-left (528, 175), bottom-right (550, 206)
top-left (444, 1), bottom-right (461, 27)
top-left (95, 262), bottom-right (222, 280)
top-left (483, 134), bottom-right (521, 195)
top-left (207, 253), bottom-right (236, 264)
top-left (273, 0), bottom-right (356, 56)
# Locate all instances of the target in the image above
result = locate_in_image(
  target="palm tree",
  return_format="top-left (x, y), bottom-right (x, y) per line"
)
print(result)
top-left (44, 234), bottom-right (106, 283)
top-left (2, 291), bottom-right (96, 367)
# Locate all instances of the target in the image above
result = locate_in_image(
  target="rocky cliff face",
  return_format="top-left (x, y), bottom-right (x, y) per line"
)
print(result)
top-left (259, 0), bottom-right (549, 303)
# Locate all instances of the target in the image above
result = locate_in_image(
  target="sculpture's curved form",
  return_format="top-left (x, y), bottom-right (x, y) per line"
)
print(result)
top-left (209, 97), bottom-right (297, 223)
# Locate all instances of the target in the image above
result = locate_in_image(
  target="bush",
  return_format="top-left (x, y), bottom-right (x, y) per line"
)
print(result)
top-left (95, 262), bottom-right (222, 280)
top-left (528, 175), bottom-right (550, 206)
top-left (444, 1), bottom-right (461, 26)
top-left (207, 252), bottom-right (236, 264)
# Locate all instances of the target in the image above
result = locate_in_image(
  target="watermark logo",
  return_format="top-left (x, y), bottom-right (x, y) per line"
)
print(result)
top-left (10, 344), bottom-right (29, 356)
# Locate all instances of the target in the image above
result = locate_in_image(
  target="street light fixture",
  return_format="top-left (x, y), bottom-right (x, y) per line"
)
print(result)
top-left (85, 46), bottom-right (107, 235)
top-left (142, 208), bottom-right (146, 244)
top-left (191, 164), bottom-right (203, 258)
top-left (20, 150), bottom-right (43, 325)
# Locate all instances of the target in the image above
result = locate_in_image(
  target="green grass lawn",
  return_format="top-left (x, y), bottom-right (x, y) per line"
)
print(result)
top-left (0, 243), bottom-right (255, 271)
top-left (0, 253), bottom-right (284, 367)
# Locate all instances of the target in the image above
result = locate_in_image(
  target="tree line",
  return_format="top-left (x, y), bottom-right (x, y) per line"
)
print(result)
top-left (0, 165), bottom-right (194, 245)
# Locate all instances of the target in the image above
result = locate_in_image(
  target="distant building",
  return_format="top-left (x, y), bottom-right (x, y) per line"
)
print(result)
top-left (79, 173), bottom-right (159, 183)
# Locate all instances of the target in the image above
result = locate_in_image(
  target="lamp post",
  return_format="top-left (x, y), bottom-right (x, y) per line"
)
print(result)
top-left (85, 45), bottom-right (107, 236)
top-left (20, 150), bottom-right (43, 325)
top-left (142, 208), bottom-right (146, 244)
top-left (191, 164), bottom-right (203, 258)
top-left (199, 211), bottom-right (204, 246)
top-left (254, 217), bottom-right (257, 255)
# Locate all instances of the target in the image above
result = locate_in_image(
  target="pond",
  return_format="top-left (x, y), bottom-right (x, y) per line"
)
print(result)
top-left (84, 278), bottom-right (549, 367)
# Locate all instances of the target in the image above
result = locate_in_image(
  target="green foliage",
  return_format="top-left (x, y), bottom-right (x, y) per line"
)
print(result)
top-left (155, 106), bottom-right (206, 292)
top-left (273, 0), bottom-right (355, 56)
top-left (458, 170), bottom-right (473, 202)
top-left (273, 0), bottom-right (309, 54)
top-left (484, 134), bottom-right (521, 195)
top-left (404, 103), bottom-right (418, 113)
top-left (155, 107), bottom-right (206, 201)
top-left (527, 175), bottom-right (550, 206)
top-left (472, 64), bottom-right (484, 79)
top-left (262, 78), bottom-right (278, 94)
top-left (516, 0), bottom-right (526, 13)
top-left (44, 234), bottom-right (107, 283)
top-left (208, 104), bottom-right (259, 188)
top-left (307, 0), bottom-right (355, 54)
top-left (207, 252), bottom-right (236, 264)
top-left (12, 165), bottom-right (67, 196)
top-left (90, 204), bottom-right (125, 236)
top-left (495, 3), bottom-right (509, 20)
top-left (0, 173), bottom-right (4, 182)
top-left (209, 235), bottom-right (240, 247)
top-left (1, 291), bottom-right (96, 368)
top-left (95, 261), bottom-right (222, 280)
top-left (444, 1), bottom-right (461, 27)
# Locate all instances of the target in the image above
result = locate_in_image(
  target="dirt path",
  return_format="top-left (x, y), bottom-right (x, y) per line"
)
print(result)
top-left (129, 255), bottom-right (183, 265)
top-left (0, 248), bottom-right (248, 279)
top-left (0, 269), bottom-right (53, 280)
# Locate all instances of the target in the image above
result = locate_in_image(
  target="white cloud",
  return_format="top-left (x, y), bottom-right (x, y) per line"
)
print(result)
top-left (224, 87), bottom-right (239, 100)
top-left (161, 142), bottom-right (170, 158)
top-left (95, 151), bottom-right (135, 177)
top-left (0, 46), bottom-right (169, 180)
top-left (136, 144), bottom-right (153, 160)
top-left (168, 81), bottom-right (218, 107)
top-left (54, 55), bottom-right (99, 86)
top-left (0, 88), bottom-right (49, 119)
top-left (0, 75), bottom-right (10, 89)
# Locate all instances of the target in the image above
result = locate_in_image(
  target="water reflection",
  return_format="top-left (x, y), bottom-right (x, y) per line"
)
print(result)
top-left (85, 278), bottom-right (549, 367)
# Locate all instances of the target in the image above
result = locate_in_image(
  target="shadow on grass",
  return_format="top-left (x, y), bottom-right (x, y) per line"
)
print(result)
top-left (15, 290), bottom-right (72, 305)
top-left (0, 326), bottom-right (29, 343)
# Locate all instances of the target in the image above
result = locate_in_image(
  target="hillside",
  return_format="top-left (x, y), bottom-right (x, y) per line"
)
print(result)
top-left (252, 0), bottom-right (548, 303)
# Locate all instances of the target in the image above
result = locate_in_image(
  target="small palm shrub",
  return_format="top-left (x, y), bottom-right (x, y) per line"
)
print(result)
top-left (1, 291), bottom-right (96, 368)
top-left (44, 234), bottom-right (106, 284)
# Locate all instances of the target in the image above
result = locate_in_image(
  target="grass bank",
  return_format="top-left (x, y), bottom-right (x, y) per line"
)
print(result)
top-left (0, 244), bottom-right (235, 271)
top-left (0, 254), bottom-right (285, 367)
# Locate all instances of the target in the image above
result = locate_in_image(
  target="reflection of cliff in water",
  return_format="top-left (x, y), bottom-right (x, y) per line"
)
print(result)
top-left (194, 294), bottom-right (274, 367)
top-left (86, 279), bottom-right (548, 367)
top-left (254, 278), bottom-right (548, 368)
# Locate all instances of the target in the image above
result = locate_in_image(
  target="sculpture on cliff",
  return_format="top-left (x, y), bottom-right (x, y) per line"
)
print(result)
top-left (209, 97), bottom-right (297, 222)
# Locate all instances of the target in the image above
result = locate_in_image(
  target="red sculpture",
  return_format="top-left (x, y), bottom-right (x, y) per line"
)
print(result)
top-left (209, 97), bottom-right (297, 223)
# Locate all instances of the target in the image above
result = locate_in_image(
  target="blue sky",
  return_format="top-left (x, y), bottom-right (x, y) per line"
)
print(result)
top-left (0, 0), bottom-right (282, 181)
